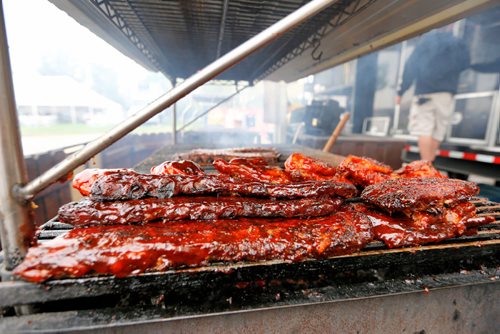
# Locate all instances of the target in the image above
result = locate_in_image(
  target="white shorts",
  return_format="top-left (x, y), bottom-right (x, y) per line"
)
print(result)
top-left (408, 92), bottom-right (453, 142)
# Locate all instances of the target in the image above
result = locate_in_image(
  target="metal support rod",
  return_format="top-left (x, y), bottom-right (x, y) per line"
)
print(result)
top-left (0, 2), bottom-right (34, 270)
top-left (16, 0), bottom-right (337, 201)
top-left (216, 0), bottom-right (230, 59)
top-left (172, 102), bottom-right (177, 145)
top-left (177, 85), bottom-right (248, 133)
top-left (172, 77), bottom-right (177, 144)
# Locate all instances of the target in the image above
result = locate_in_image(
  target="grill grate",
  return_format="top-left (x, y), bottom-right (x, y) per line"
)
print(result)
top-left (37, 197), bottom-right (500, 241)
top-left (10, 142), bottom-right (500, 313)
top-left (1, 197), bottom-right (498, 315)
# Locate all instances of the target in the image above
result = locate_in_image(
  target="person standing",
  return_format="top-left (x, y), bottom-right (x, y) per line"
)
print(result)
top-left (396, 28), bottom-right (470, 161)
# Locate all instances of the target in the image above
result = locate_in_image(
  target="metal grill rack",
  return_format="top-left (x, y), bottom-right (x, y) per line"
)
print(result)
top-left (4, 198), bottom-right (495, 307)
top-left (0, 0), bottom-right (499, 331)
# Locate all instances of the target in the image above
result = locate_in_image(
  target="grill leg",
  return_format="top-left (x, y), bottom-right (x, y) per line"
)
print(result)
top-left (0, 0), bottom-right (35, 273)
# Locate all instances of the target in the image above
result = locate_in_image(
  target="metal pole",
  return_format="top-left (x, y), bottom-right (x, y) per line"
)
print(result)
top-left (172, 77), bottom-right (177, 145)
top-left (172, 102), bottom-right (177, 145)
top-left (177, 85), bottom-right (248, 132)
top-left (0, 2), bottom-right (34, 271)
top-left (216, 0), bottom-right (230, 59)
top-left (16, 0), bottom-right (337, 201)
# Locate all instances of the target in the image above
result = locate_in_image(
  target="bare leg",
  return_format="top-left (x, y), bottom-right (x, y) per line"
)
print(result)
top-left (418, 136), bottom-right (440, 161)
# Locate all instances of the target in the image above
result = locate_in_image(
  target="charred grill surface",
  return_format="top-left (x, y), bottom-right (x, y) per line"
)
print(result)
top-left (14, 210), bottom-right (373, 283)
top-left (58, 196), bottom-right (344, 226)
top-left (361, 177), bottom-right (480, 213)
top-left (89, 172), bottom-right (357, 201)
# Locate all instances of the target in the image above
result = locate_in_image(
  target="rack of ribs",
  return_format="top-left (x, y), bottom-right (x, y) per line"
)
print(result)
top-left (284, 154), bottom-right (450, 187)
top-left (213, 158), bottom-right (293, 184)
top-left (284, 153), bottom-right (337, 181)
top-left (14, 151), bottom-right (496, 284)
top-left (357, 178), bottom-right (494, 248)
top-left (392, 160), bottom-right (445, 179)
top-left (84, 171), bottom-right (356, 201)
top-left (150, 160), bottom-right (205, 175)
top-left (174, 147), bottom-right (280, 164)
top-left (71, 168), bottom-right (129, 196)
top-left (58, 196), bottom-right (344, 226)
top-left (334, 155), bottom-right (393, 187)
top-left (14, 210), bottom-right (373, 282)
top-left (361, 177), bottom-right (480, 213)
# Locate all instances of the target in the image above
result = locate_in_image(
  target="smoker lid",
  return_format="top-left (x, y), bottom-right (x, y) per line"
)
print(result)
top-left (47, 0), bottom-right (496, 83)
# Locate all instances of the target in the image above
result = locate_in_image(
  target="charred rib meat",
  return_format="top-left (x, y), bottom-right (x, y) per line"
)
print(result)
top-left (150, 160), bottom-right (204, 176)
top-left (14, 210), bottom-right (373, 282)
top-left (334, 155), bottom-right (393, 187)
top-left (213, 158), bottom-right (292, 184)
top-left (284, 152), bottom-right (337, 181)
top-left (72, 168), bottom-right (130, 196)
top-left (393, 160), bottom-right (445, 179)
top-left (357, 177), bottom-right (491, 248)
top-left (174, 147), bottom-right (280, 164)
top-left (88, 171), bottom-right (357, 201)
top-left (361, 177), bottom-right (479, 214)
top-left (352, 202), bottom-right (494, 248)
top-left (58, 196), bottom-right (344, 226)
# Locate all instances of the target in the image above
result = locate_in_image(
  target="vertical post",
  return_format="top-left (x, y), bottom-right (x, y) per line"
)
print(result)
top-left (393, 41), bottom-right (406, 133)
top-left (0, 2), bottom-right (34, 273)
top-left (172, 78), bottom-right (177, 145)
top-left (172, 102), bottom-right (177, 145)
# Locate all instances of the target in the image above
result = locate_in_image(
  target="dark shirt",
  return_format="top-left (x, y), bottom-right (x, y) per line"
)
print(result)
top-left (398, 31), bottom-right (470, 96)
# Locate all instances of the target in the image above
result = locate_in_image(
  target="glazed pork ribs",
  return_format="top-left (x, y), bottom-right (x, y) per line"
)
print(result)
top-left (58, 196), bottom-right (344, 226)
top-left (15, 210), bottom-right (373, 282)
top-left (213, 157), bottom-right (293, 184)
top-left (62, 159), bottom-right (357, 227)
top-left (359, 177), bottom-right (494, 248)
top-left (174, 147), bottom-right (280, 164)
top-left (84, 170), bottom-right (356, 201)
top-left (284, 153), bottom-right (337, 181)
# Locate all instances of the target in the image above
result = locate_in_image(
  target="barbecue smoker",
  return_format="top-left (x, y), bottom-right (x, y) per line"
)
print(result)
top-left (0, 0), bottom-right (499, 333)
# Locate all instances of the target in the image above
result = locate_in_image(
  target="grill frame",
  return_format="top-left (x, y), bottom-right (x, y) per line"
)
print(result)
top-left (2, 146), bottom-right (498, 330)
top-left (2, 197), bottom-right (497, 310)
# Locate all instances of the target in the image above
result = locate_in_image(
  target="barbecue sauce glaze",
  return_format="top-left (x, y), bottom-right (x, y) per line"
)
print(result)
top-left (14, 210), bottom-right (373, 283)
top-left (58, 196), bottom-right (345, 226)
top-left (88, 172), bottom-right (357, 201)
top-left (351, 202), bottom-right (494, 248)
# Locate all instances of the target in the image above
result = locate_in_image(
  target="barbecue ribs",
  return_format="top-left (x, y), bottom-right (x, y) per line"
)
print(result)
top-left (357, 177), bottom-right (493, 248)
top-left (334, 155), bottom-right (393, 187)
top-left (87, 171), bottom-right (356, 201)
top-left (361, 177), bottom-right (479, 214)
top-left (174, 147), bottom-right (280, 164)
top-left (58, 196), bottom-right (344, 226)
top-left (393, 160), bottom-right (445, 179)
top-left (352, 202), bottom-right (494, 248)
top-left (213, 158), bottom-right (292, 184)
top-left (14, 210), bottom-right (373, 282)
top-left (284, 153), bottom-right (337, 181)
top-left (72, 168), bottom-right (129, 196)
top-left (150, 160), bottom-right (204, 176)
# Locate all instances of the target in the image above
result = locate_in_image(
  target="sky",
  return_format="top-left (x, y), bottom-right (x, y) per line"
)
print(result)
top-left (3, 0), bottom-right (159, 82)
top-left (2, 0), bottom-right (172, 154)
